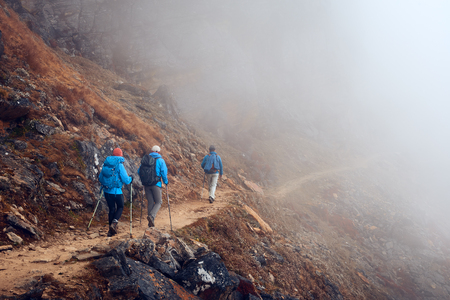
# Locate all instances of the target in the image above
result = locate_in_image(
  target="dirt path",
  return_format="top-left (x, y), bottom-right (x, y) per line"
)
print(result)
top-left (0, 187), bottom-right (233, 297)
top-left (269, 156), bottom-right (375, 200)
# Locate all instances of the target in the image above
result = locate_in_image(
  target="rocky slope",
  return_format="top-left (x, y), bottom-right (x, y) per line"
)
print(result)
top-left (1, 1), bottom-right (450, 300)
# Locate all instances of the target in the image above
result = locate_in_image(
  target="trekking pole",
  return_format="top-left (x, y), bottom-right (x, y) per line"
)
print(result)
top-left (200, 173), bottom-right (206, 199)
top-left (166, 185), bottom-right (173, 232)
top-left (130, 183), bottom-right (133, 238)
top-left (140, 188), bottom-right (143, 226)
top-left (87, 188), bottom-right (103, 231)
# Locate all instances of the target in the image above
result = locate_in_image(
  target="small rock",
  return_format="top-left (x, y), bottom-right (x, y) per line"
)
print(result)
top-left (73, 251), bottom-right (103, 261)
top-left (269, 272), bottom-right (275, 283)
top-left (0, 245), bottom-right (13, 251)
top-left (89, 232), bottom-right (100, 239)
top-left (7, 232), bottom-right (23, 244)
top-left (92, 244), bottom-right (112, 253)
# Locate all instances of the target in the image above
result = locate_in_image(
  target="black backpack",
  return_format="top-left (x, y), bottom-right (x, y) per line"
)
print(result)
top-left (138, 155), bottom-right (160, 186)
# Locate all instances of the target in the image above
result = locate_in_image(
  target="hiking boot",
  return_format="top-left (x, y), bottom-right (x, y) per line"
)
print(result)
top-left (110, 220), bottom-right (119, 235)
top-left (147, 215), bottom-right (154, 227)
top-left (209, 196), bottom-right (214, 203)
top-left (107, 228), bottom-right (114, 237)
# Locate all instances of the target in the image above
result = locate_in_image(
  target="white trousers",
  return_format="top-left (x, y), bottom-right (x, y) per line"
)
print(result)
top-left (206, 173), bottom-right (219, 199)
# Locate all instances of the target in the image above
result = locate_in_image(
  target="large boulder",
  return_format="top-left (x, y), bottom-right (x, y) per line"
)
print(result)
top-left (0, 98), bottom-right (32, 120)
top-left (93, 248), bottom-right (202, 299)
top-left (174, 252), bottom-right (239, 300)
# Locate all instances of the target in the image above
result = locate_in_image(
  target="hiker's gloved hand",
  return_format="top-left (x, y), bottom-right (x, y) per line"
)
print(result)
top-left (130, 175), bottom-right (134, 183)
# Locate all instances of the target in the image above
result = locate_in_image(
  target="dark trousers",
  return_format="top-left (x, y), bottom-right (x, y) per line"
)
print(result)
top-left (105, 192), bottom-right (124, 225)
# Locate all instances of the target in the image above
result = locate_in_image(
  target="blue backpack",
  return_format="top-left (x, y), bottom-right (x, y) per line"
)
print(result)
top-left (99, 157), bottom-right (123, 189)
top-left (204, 153), bottom-right (220, 174)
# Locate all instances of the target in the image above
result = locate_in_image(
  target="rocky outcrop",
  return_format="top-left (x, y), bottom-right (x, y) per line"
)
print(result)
top-left (81, 231), bottom-right (303, 300)
top-left (94, 252), bottom-right (203, 299)
top-left (174, 252), bottom-right (239, 299)
top-left (0, 97), bottom-right (33, 120)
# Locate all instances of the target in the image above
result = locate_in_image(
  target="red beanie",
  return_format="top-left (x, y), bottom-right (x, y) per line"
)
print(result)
top-left (112, 148), bottom-right (123, 156)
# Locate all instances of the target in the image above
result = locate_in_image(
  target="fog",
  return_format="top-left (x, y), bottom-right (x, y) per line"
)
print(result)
top-left (329, 1), bottom-right (450, 218)
top-left (134, 1), bottom-right (450, 219)
top-left (199, 1), bottom-right (450, 217)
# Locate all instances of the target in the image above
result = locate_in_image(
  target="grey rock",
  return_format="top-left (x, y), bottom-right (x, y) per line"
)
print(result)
top-left (72, 181), bottom-right (94, 206)
top-left (174, 252), bottom-right (239, 299)
top-left (174, 237), bottom-right (196, 263)
top-left (148, 255), bottom-right (176, 279)
top-left (0, 245), bottom-right (13, 251)
top-left (74, 140), bottom-right (102, 181)
top-left (253, 254), bottom-right (267, 267)
top-left (15, 68), bottom-right (29, 78)
top-left (0, 98), bottom-right (32, 120)
top-left (93, 254), bottom-right (202, 299)
top-left (88, 232), bottom-right (100, 239)
top-left (73, 251), bottom-right (103, 261)
top-left (7, 232), bottom-right (23, 244)
top-left (92, 244), bottom-right (112, 253)
top-left (12, 139), bottom-right (27, 150)
top-left (6, 213), bottom-right (42, 239)
top-left (34, 121), bottom-right (55, 136)
top-left (46, 162), bottom-right (60, 177)
top-left (46, 181), bottom-right (65, 193)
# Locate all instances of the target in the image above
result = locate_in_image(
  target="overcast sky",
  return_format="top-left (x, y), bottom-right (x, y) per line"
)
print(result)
top-left (330, 1), bottom-right (450, 164)
top-left (320, 0), bottom-right (450, 217)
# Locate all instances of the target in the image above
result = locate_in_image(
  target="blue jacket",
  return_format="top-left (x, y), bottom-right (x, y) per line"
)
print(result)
top-left (102, 156), bottom-right (132, 195)
top-left (201, 151), bottom-right (223, 175)
top-left (138, 152), bottom-right (169, 187)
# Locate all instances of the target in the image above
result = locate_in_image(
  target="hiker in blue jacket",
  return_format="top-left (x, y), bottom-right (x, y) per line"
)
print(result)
top-left (201, 145), bottom-right (223, 203)
top-left (139, 145), bottom-right (169, 227)
top-left (101, 147), bottom-right (132, 237)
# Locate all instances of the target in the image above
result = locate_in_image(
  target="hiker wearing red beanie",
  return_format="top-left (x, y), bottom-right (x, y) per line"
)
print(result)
top-left (112, 148), bottom-right (123, 156)
top-left (99, 147), bottom-right (133, 236)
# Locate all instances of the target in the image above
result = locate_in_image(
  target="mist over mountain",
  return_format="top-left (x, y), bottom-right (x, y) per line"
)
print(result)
top-left (2, 1), bottom-right (450, 299)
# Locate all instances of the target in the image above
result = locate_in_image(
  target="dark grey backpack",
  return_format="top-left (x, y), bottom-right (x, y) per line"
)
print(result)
top-left (138, 155), bottom-right (160, 186)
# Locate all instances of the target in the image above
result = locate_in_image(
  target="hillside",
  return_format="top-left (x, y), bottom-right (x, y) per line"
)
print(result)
top-left (1, 1), bottom-right (450, 300)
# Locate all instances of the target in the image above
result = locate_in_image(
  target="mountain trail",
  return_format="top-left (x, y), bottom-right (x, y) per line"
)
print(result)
top-left (0, 156), bottom-right (375, 296)
top-left (269, 155), bottom-right (377, 200)
top-left (0, 186), bottom-right (233, 296)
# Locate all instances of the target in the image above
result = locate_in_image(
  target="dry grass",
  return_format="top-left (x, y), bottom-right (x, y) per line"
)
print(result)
top-left (0, 3), bottom-right (163, 146)
top-left (0, 87), bottom-right (9, 99)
